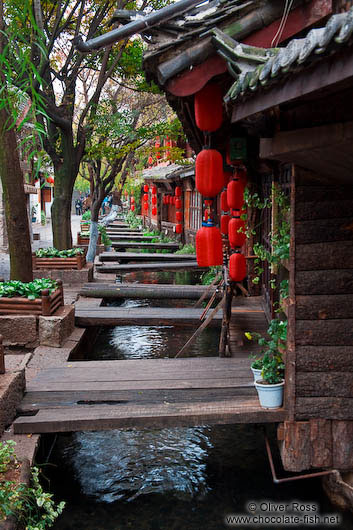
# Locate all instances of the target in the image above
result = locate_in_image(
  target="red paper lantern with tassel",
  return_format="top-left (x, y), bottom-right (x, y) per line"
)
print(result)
top-left (152, 185), bottom-right (157, 195)
top-left (131, 205), bottom-right (135, 212)
top-left (143, 194), bottom-right (148, 202)
top-left (175, 223), bottom-right (182, 234)
top-left (196, 221), bottom-right (223, 267)
top-left (175, 186), bottom-right (182, 197)
top-left (220, 190), bottom-right (229, 212)
top-left (175, 198), bottom-right (182, 210)
top-left (176, 211), bottom-right (183, 222)
top-left (143, 184), bottom-right (149, 193)
top-left (227, 179), bottom-right (245, 210)
top-left (228, 217), bottom-right (246, 248)
top-left (152, 206), bottom-right (157, 216)
top-left (229, 252), bottom-right (247, 282)
top-left (194, 83), bottom-right (223, 132)
top-left (221, 214), bottom-right (230, 235)
top-left (152, 196), bottom-right (157, 206)
top-left (196, 149), bottom-right (223, 198)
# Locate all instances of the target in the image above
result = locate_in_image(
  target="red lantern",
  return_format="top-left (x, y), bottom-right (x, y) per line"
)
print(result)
top-left (196, 223), bottom-right (223, 267)
top-left (152, 196), bottom-right (157, 206)
top-left (152, 206), bottom-right (157, 216)
top-left (229, 252), bottom-right (247, 282)
top-left (144, 202), bottom-right (148, 211)
top-left (221, 214), bottom-right (230, 235)
top-left (175, 198), bottom-right (182, 209)
top-left (143, 184), bottom-right (149, 193)
top-left (148, 156), bottom-right (153, 166)
top-left (152, 185), bottom-right (157, 195)
top-left (176, 211), bottom-right (183, 222)
top-left (143, 194), bottom-right (148, 202)
top-left (131, 205), bottom-right (135, 212)
top-left (228, 217), bottom-right (246, 248)
top-left (131, 197), bottom-right (135, 204)
top-left (220, 190), bottom-right (229, 212)
top-left (194, 83), bottom-right (223, 132)
top-left (227, 179), bottom-right (245, 210)
top-left (175, 223), bottom-right (182, 234)
top-left (172, 196), bottom-right (176, 205)
top-left (196, 149), bottom-right (223, 198)
top-left (175, 186), bottom-right (182, 197)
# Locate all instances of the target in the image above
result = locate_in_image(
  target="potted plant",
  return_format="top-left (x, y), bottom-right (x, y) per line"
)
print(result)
top-left (98, 225), bottom-right (112, 251)
top-left (245, 319), bottom-right (287, 408)
top-left (33, 247), bottom-right (86, 270)
top-left (249, 356), bottom-right (263, 383)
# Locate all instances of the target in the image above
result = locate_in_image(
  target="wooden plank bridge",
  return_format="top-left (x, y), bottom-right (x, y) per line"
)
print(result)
top-left (75, 306), bottom-right (222, 327)
top-left (112, 242), bottom-right (180, 251)
top-left (96, 261), bottom-right (203, 273)
top-left (14, 357), bottom-right (285, 434)
top-left (79, 282), bottom-right (220, 300)
top-left (99, 252), bottom-right (195, 263)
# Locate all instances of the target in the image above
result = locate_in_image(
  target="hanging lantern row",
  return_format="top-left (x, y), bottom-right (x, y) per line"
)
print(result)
top-left (143, 184), bottom-right (149, 213)
top-left (229, 252), bottom-right (246, 282)
top-left (130, 193), bottom-right (135, 212)
top-left (151, 185), bottom-right (157, 217)
top-left (174, 186), bottom-right (183, 236)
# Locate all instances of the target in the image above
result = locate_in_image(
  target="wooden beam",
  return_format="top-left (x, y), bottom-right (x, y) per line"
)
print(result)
top-left (232, 48), bottom-right (353, 124)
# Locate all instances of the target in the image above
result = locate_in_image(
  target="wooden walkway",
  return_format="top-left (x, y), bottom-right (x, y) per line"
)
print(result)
top-left (79, 282), bottom-right (220, 300)
top-left (109, 235), bottom-right (155, 242)
top-left (14, 357), bottom-right (285, 434)
top-left (99, 252), bottom-right (195, 263)
top-left (75, 306), bottom-right (222, 327)
top-left (112, 242), bottom-right (180, 251)
top-left (96, 261), bottom-right (203, 273)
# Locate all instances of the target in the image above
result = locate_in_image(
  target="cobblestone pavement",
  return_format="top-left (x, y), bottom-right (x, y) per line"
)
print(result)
top-left (0, 215), bottom-right (81, 280)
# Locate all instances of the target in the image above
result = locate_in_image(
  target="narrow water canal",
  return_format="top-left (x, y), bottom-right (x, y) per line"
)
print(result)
top-left (42, 271), bottom-right (352, 529)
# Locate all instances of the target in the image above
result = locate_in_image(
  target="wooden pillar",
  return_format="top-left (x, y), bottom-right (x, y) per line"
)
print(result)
top-left (0, 334), bottom-right (4, 374)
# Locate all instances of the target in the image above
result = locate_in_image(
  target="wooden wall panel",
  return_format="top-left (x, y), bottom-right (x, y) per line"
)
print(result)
top-left (296, 346), bottom-right (353, 372)
top-left (295, 217), bottom-right (353, 245)
top-left (296, 319), bottom-right (353, 346)
top-left (297, 373), bottom-right (353, 397)
top-left (296, 269), bottom-right (353, 295)
top-left (296, 241), bottom-right (353, 271)
top-left (296, 294), bottom-right (353, 320)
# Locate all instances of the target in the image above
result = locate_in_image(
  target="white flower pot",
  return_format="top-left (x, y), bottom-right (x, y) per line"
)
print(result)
top-left (251, 366), bottom-right (262, 383)
top-left (254, 380), bottom-right (284, 409)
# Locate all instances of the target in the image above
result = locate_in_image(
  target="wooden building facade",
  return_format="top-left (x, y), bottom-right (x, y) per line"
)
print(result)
top-left (137, 0), bottom-right (353, 475)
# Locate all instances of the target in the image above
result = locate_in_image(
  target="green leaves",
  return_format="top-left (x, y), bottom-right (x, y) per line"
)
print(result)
top-left (35, 247), bottom-right (84, 258)
top-left (0, 278), bottom-right (58, 299)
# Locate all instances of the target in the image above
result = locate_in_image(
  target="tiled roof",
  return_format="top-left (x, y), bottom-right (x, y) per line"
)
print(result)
top-left (142, 163), bottom-right (194, 180)
top-left (214, 7), bottom-right (353, 103)
top-left (113, 0), bottom-right (258, 54)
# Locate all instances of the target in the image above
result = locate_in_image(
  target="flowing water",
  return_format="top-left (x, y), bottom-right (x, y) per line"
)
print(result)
top-left (43, 273), bottom-right (353, 529)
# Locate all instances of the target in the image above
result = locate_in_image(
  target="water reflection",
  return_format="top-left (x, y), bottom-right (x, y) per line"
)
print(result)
top-left (87, 324), bottom-right (219, 360)
top-left (62, 427), bottom-right (212, 503)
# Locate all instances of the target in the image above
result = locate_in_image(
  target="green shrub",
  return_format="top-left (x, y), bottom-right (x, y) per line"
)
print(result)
top-left (35, 248), bottom-right (84, 258)
top-left (40, 211), bottom-right (46, 226)
top-left (82, 210), bottom-right (91, 220)
top-left (201, 266), bottom-right (222, 285)
top-left (0, 440), bottom-right (65, 529)
top-left (175, 244), bottom-right (196, 255)
top-left (98, 225), bottom-right (112, 247)
top-left (0, 279), bottom-right (58, 300)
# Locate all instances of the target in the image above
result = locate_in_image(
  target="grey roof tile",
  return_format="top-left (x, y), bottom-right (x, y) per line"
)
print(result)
top-left (217, 7), bottom-right (353, 103)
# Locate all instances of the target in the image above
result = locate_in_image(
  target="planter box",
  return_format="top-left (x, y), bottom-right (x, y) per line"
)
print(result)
top-left (80, 221), bottom-right (91, 231)
top-left (32, 253), bottom-right (86, 270)
top-left (0, 283), bottom-right (64, 316)
top-left (77, 232), bottom-right (101, 245)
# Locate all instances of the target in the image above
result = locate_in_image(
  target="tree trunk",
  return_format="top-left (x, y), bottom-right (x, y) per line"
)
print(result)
top-left (0, 10), bottom-right (33, 281)
top-left (51, 136), bottom-right (78, 250)
top-left (86, 196), bottom-right (101, 263)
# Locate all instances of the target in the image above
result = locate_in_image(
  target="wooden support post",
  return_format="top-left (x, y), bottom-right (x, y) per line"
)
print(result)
top-left (175, 295), bottom-right (225, 358)
top-left (193, 271), bottom-right (222, 308)
top-left (41, 289), bottom-right (51, 316)
top-left (219, 284), bottom-right (234, 357)
top-left (0, 334), bottom-right (4, 374)
top-left (56, 279), bottom-right (64, 305)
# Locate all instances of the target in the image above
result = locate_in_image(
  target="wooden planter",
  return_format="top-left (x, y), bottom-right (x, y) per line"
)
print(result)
top-left (80, 221), bottom-right (91, 231)
top-left (32, 253), bottom-right (86, 270)
top-left (0, 281), bottom-right (64, 316)
top-left (77, 232), bottom-right (101, 245)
